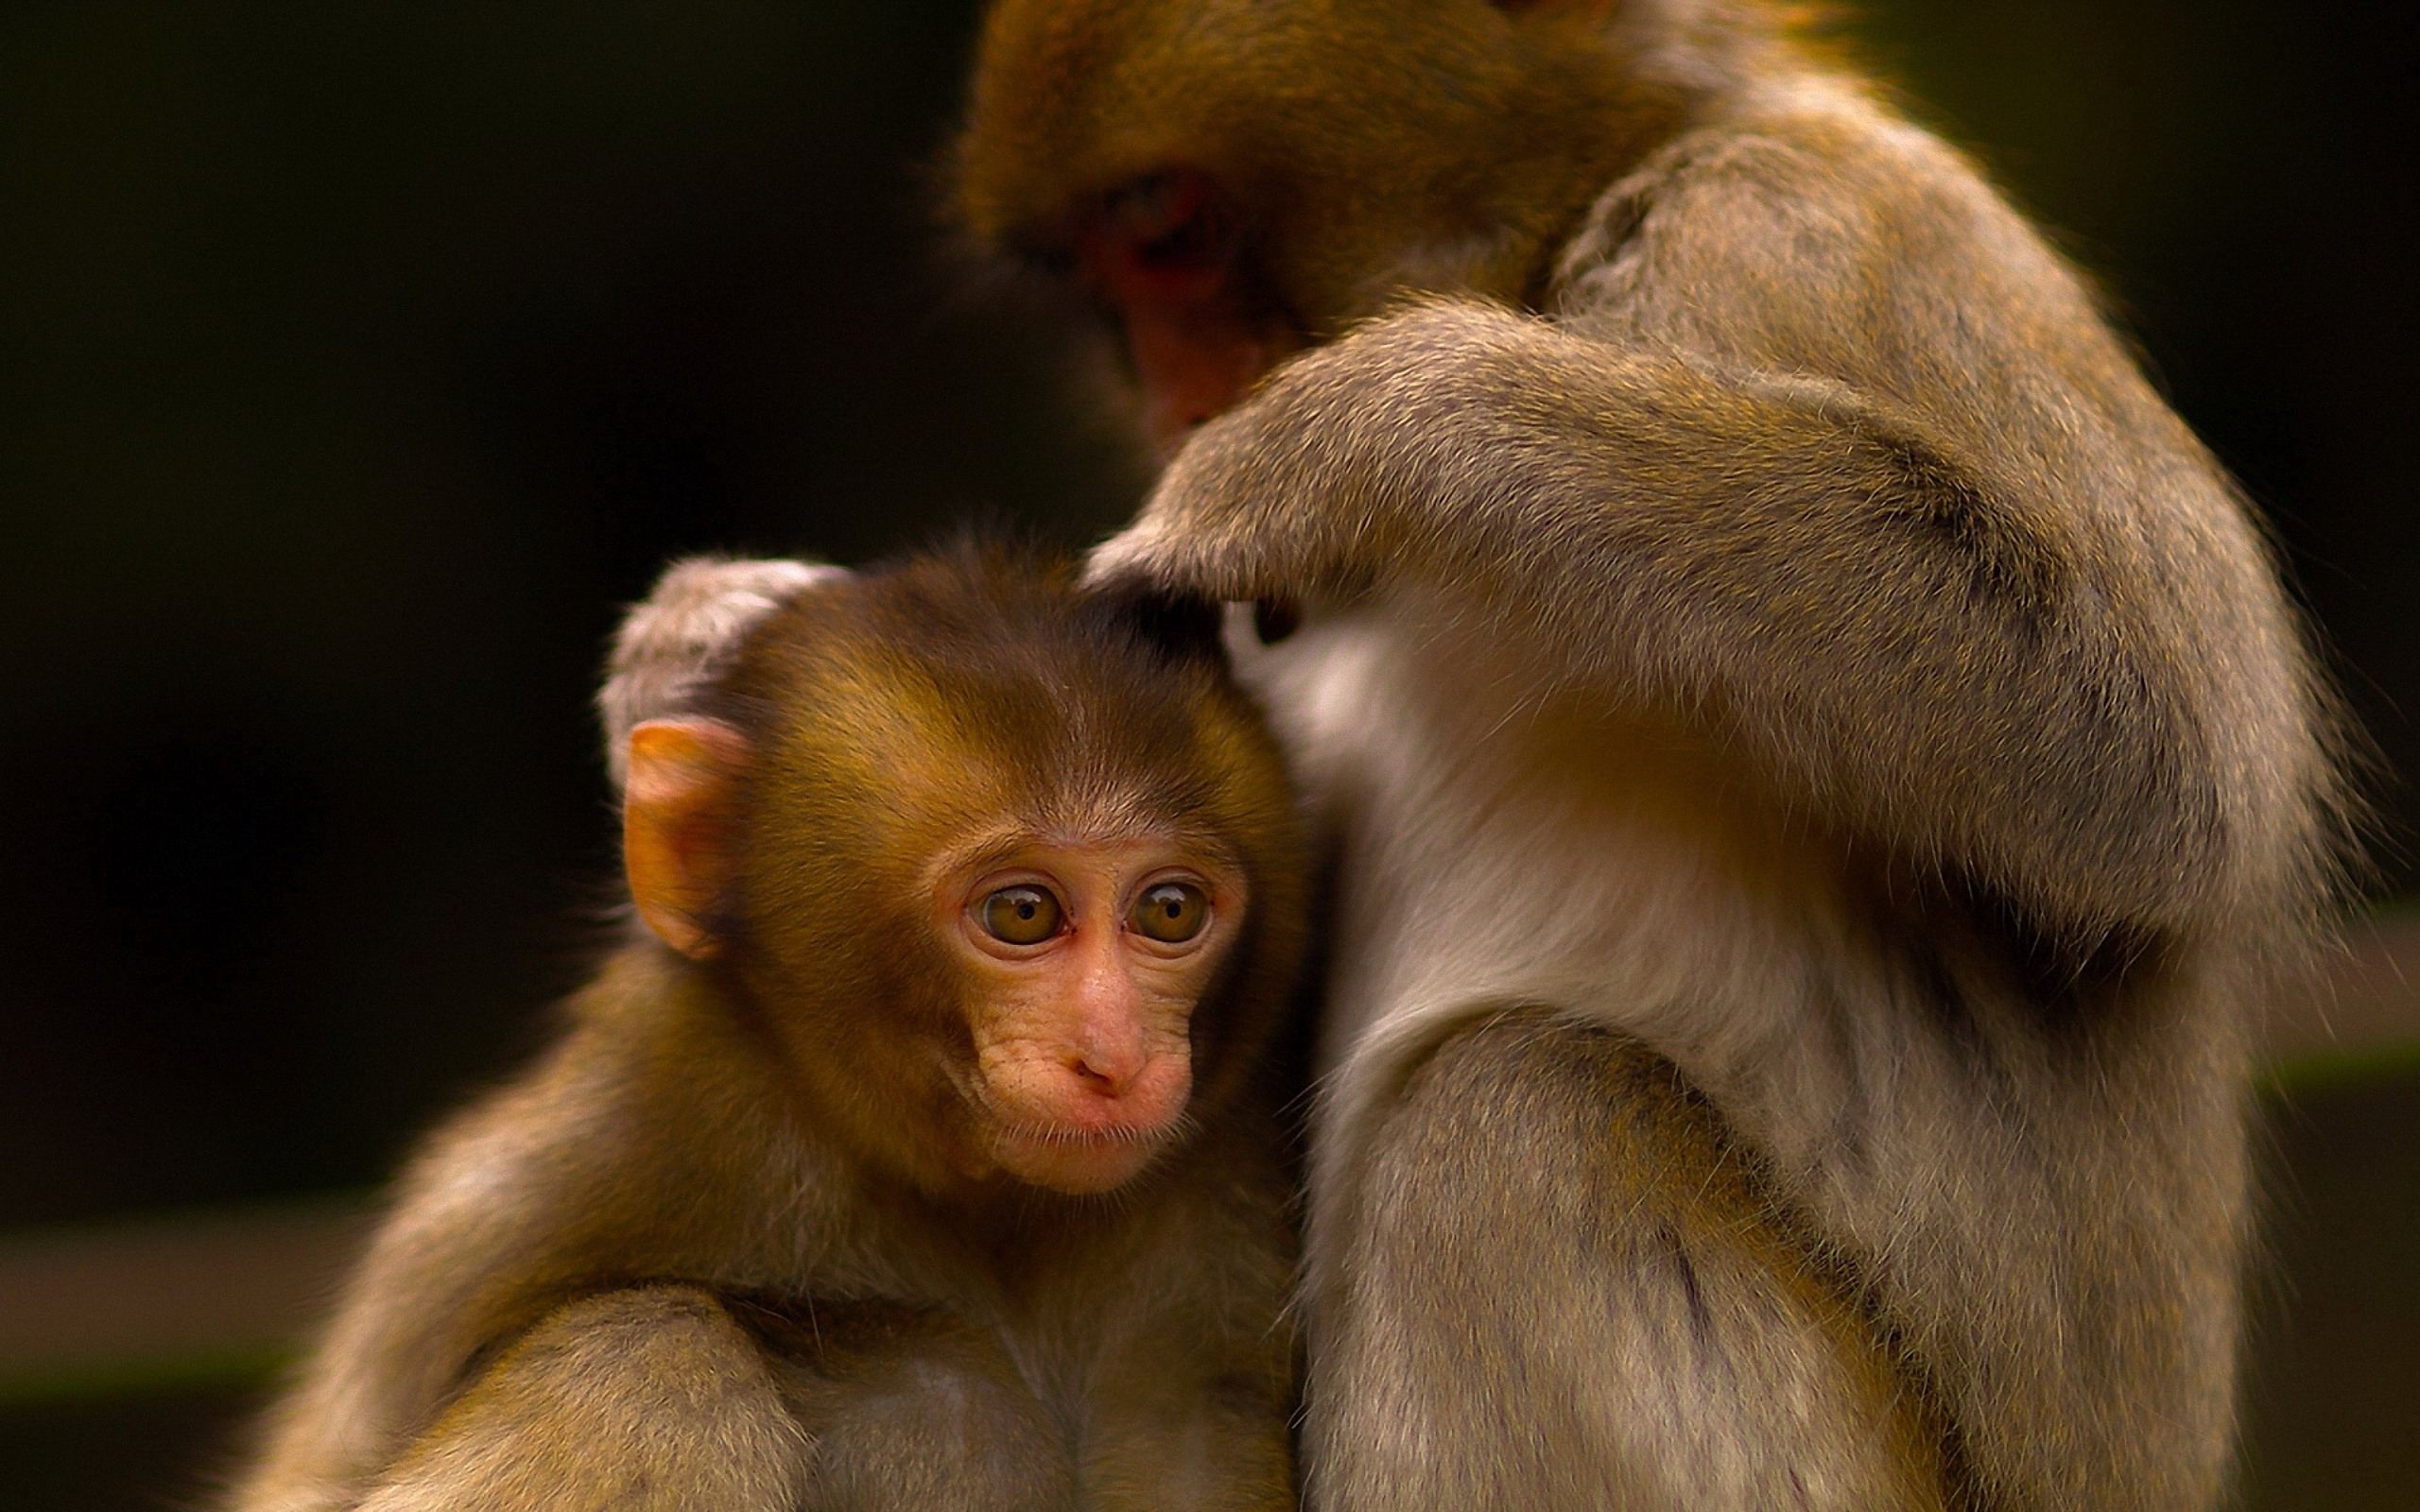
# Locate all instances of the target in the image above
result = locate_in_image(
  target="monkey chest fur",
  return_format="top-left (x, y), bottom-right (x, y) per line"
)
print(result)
top-left (1228, 597), bottom-right (1885, 1195)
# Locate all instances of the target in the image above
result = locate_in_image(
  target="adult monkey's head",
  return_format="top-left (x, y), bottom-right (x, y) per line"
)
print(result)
top-left (954, 0), bottom-right (1699, 454)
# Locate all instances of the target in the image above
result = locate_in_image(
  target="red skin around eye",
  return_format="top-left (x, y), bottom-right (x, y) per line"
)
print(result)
top-left (1075, 170), bottom-right (1296, 455)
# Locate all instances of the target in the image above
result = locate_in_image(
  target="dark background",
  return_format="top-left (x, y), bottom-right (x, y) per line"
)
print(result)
top-left (1, 2), bottom-right (2413, 1507)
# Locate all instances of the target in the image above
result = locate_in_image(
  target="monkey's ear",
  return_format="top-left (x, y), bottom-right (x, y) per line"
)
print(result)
top-left (624, 719), bottom-right (752, 958)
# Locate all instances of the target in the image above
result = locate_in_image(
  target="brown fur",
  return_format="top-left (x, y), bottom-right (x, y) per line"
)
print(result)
top-left (948, 4), bottom-right (2352, 1510)
top-left (229, 545), bottom-right (1307, 1512)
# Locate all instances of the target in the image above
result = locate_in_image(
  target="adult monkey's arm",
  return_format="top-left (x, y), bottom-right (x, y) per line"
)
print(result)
top-left (1090, 108), bottom-right (2333, 942)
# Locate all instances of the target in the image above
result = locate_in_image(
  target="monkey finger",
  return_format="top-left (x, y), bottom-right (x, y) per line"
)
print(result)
top-left (601, 557), bottom-right (853, 789)
top-left (1085, 516), bottom-right (1371, 620)
top-left (1080, 517), bottom-right (1253, 601)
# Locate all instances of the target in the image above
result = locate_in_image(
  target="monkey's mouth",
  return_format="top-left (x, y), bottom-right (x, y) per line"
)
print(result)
top-left (988, 1111), bottom-right (1192, 1195)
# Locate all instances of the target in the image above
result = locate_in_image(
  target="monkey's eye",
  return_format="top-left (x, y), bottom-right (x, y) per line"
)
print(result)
top-left (1130, 883), bottom-right (1210, 944)
top-left (979, 885), bottom-right (1063, 946)
top-left (1106, 171), bottom-right (1223, 267)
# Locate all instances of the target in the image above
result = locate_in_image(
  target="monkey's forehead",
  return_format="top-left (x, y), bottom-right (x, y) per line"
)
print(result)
top-left (912, 803), bottom-right (1253, 873)
top-left (768, 670), bottom-right (1250, 802)
top-left (790, 627), bottom-right (1271, 754)
top-left (955, 0), bottom-right (1520, 241)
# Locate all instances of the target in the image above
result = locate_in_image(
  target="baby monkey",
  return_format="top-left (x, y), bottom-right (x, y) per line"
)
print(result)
top-left (231, 543), bottom-right (1307, 1512)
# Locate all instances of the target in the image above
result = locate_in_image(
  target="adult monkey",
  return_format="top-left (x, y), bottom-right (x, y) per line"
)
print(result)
top-left (709, 3), bottom-right (2335, 1509)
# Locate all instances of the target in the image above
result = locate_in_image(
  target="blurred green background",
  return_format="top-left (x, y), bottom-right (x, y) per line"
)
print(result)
top-left (0, 1), bottom-right (2412, 1507)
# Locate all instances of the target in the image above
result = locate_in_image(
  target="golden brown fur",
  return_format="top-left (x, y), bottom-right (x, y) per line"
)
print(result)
top-left (229, 546), bottom-right (1307, 1512)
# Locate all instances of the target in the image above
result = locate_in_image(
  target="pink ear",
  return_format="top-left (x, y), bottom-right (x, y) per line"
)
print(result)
top-left (623, 719), bottom-right (752, 956)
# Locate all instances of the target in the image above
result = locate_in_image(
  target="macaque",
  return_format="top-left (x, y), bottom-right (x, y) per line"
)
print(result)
top-left (955, 3), bottom-right (2351, 1510)
top-left (230, 545), bottom-right (1307, 1512)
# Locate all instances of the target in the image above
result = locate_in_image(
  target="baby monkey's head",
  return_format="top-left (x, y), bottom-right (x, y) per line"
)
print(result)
top-left (621, 541), bottom-right (1304, 1197)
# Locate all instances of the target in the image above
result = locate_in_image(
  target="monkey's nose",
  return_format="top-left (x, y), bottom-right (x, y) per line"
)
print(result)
top-left (1067, 1043), bottom-right (1148, 1097)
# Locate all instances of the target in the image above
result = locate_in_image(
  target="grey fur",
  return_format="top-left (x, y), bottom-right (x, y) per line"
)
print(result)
top-left (1084, 64), bottom-right (2340, 1512)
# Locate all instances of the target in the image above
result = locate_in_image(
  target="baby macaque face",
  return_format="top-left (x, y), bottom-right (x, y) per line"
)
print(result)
top-left (935, 832), bottom-right (1247, 1193)
top-left (617, 550), bottom-right (1304, 1205)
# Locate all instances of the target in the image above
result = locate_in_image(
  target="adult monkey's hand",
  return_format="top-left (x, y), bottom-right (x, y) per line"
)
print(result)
top-left (1086, 301), bottom-right (1524, 609)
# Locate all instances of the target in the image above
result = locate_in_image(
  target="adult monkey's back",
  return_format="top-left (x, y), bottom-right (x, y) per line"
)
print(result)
top-left (948, 3), bottom-right (2348, 1509)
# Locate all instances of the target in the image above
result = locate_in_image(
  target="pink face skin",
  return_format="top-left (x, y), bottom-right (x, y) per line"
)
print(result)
top-left (934, 835), bottom-right (1246, 1194)
top-left (1074, 168), bottom-right (1299, 457)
